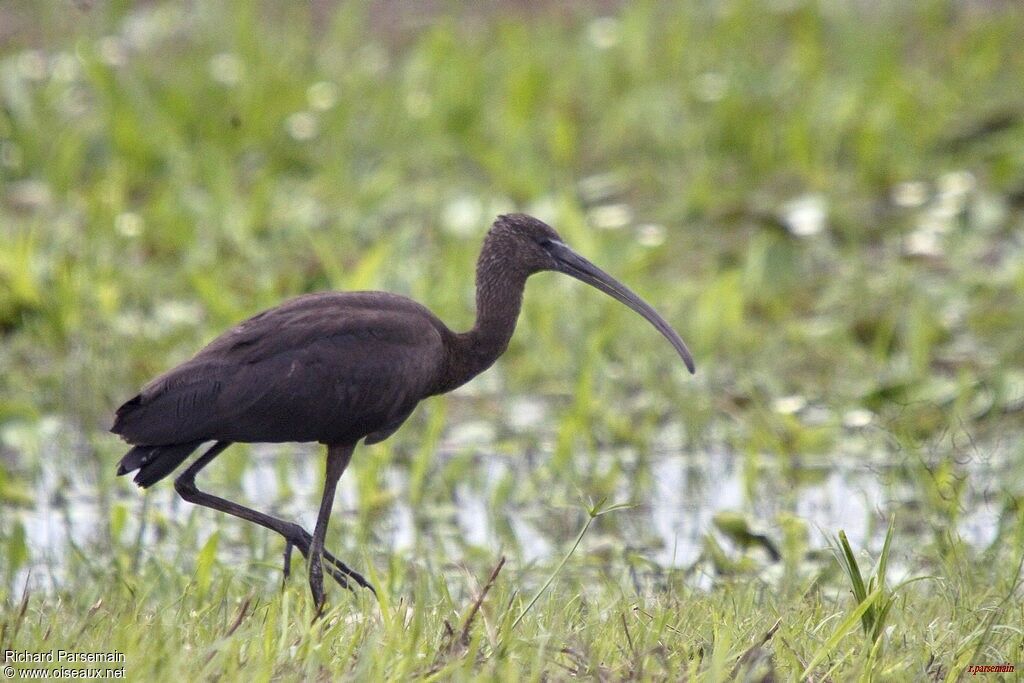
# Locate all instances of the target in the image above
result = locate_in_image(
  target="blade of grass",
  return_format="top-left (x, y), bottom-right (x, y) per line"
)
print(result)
top-left (800, 589), bottom-right (881, 680)
top-left (509, 513), bottom-right (594, 631)
top-left (509, 499), bottom-right (625, 632)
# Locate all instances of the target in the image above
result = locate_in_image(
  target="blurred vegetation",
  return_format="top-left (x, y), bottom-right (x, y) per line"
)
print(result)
top-left (1, 0), bottom-right (1023, 679)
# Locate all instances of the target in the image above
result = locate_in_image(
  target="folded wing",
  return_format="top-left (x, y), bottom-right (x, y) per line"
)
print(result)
top-left (111, 292), bottom-right (446, 446)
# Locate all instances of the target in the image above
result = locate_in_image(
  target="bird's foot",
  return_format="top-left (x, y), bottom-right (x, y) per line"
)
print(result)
top-left (280, 525), bottom-right (376, 597)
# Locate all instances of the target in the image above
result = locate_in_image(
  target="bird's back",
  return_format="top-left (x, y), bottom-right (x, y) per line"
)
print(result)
top-left (112, 291), bottom-right (450, 447)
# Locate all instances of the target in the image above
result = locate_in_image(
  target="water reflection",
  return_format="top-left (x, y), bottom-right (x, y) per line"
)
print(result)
top-left (12, 427), bottom-right (1012, 592)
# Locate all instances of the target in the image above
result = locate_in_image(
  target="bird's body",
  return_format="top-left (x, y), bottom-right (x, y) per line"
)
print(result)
top-left (114, 291), bottom-right (451, 448)
top-left (113, 214), bottom-right (695, 610)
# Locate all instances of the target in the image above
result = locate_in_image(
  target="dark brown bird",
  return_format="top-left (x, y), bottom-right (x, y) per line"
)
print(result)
top-left (112, 214), bottom-right (695, 610)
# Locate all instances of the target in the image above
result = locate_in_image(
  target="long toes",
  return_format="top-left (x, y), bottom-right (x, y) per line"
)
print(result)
top-left (312, 543), bottom-right (368, 584)
top-left (321, 549), bottom-right (355, 574)
top-left (301, 548), bottom-right (367, 594)
top-left (316, 548), bottom-right (375, 595)
top-left (320, 560), bottom-right (352, 590)
top-left (340, 568), bottom-right (376, 596)
top-left (284, 527), bottom-right (373, 595)
top-left (287, 532), bottom-right (338, 569)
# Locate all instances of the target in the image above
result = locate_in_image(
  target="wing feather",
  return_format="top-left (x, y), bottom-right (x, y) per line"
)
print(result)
top-left (112, 292), bottom-right (447, 445)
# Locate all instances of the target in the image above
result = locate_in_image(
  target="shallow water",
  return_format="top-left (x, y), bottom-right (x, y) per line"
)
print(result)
top-left (13, 416), bottom-right (1013, 592)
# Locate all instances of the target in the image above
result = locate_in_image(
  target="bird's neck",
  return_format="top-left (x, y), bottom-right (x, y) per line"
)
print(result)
top-left (468, 259), bottom-right (528, 360)
top-left (437, 239), bottom-right (530, 393)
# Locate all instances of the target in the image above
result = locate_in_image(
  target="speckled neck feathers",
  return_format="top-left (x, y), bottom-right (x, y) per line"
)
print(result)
top-left (436, 228), bottom-right (530, 393)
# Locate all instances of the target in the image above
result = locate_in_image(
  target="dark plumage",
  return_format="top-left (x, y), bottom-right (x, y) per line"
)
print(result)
top-left (114, 293), bottom-right (445, 451)
top-left (112, 213), bottom-right (694, 610)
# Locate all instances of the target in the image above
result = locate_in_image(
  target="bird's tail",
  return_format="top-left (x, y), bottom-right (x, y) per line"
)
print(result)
top-left (116, 441), bottom-right (203, 488)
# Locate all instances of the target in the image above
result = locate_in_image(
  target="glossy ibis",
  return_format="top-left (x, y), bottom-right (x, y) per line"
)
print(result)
top-left (112, 213), bottom-right (695, 610)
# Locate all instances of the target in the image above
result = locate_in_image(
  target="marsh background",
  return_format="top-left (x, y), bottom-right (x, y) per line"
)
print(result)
top-left (1, 1), bottom-right (1023, 680)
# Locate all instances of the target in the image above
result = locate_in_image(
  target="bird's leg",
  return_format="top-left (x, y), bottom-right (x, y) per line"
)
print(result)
top-left (282, 540), bottom-right (294, 587)
top-left (172, 441), bottom-right (370, 593)
top-left (308, 443), bottom-right (354, 614)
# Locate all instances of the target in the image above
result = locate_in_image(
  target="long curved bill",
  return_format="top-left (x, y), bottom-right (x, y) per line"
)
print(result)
top-left (546, 240), bottom-right (696, 374)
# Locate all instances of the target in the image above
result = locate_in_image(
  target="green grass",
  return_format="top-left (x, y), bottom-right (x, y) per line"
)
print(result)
top-left (2, 0), bottom-right (1024, 679)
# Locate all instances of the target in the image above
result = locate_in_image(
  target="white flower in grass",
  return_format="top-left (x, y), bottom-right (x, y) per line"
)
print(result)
top-left (587, 17), bottom-right (621, 49)
top-left (97, 36), bottom-right (128, 67)
top-left (781, 194), bottom-right (826, 237)
top-left (891, 181), bottom-right (928, 208)
top-left (773, 395), bottom-right (806, 415)
top-left (115, 212), bottom-right (143, 237)
top-left (285, 112), bottom-right (318, 141)
top-left (209, 52), bottom-right (243, 86)
top-left (637, 223), bottom-right (666, 247)
top-left (18, 50), bottom-right (48, 81)
top-left (589, 203), bottom-right (632, 230)
top-left (843, 409), bottom-right (873, 429)
top-left (442, 196), bottom-right (483, 237)
top-left (307, 81), bottom-right (338, 111)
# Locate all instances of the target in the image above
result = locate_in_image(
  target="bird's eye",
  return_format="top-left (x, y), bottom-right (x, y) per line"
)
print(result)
top-left (538, 238), bottom-right (555, 248)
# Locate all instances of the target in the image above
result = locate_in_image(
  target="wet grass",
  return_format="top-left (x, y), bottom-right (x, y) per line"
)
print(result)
top-left (2, 1), bottom-right (1024, 679)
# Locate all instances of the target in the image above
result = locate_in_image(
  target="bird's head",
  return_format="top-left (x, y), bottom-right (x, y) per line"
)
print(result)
top-left (486, 213), bottom-right (696, 374)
